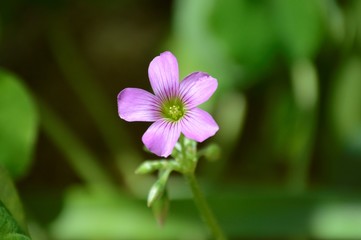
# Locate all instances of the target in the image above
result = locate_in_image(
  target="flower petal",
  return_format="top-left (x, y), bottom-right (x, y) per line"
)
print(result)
top-left (142, 120), bottom-right (181, 157)
top-left (180, 72), bottom-right (218, 108)
top-left (181, 108), bottom-right (219, 142)
top-left (148, 51), bottom-right (179, 100)
top-left (118, 88), bottom-right (160, 122)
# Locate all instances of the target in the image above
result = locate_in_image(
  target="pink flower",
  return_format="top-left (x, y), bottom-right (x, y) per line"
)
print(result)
top-left (117, 51), bottom-right (219, 157)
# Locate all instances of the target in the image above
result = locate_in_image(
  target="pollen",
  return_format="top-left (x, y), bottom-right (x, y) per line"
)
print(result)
top-left (169, 105), bottom-right (183, 120)
top-left (161, 99), bottom-right (186, 121)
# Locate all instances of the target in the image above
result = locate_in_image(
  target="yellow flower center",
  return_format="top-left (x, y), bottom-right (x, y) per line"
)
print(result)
top-left (161, 98), bottom-right (186, 121)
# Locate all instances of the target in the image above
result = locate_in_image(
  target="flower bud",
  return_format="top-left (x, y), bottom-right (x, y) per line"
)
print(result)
top-left (135, 160), bottom-right (168, 174)
top-left (147, 169), bottom-right (171, 207)
top-left (203, 144), bottom-right (221, 161)
top-left (152, 189), bottom-right (170, 226)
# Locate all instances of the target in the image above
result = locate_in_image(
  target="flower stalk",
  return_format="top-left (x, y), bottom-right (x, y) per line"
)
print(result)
top-left (184, 173), bottom-right (226, 240)
top-left (178, 136), bottom-right (226, 240)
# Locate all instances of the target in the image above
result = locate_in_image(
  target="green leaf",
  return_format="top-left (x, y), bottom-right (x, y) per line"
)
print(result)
top-left (50, 186), bottom-right (206, 240)
top-left (0, 69), bottom-right (38, 178)
top-left (0, 203), bottom-right (31, 240)
top-left (50, 186), bottom-right (361, 239)
top-left (0, 167), bottom-right (31, 239)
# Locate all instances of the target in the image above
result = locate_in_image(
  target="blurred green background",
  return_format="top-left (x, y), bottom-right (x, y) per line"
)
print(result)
top-left (1, 0), bottom-right (361, 239)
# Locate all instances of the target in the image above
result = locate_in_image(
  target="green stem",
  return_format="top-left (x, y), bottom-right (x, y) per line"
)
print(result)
top-left (177, 136), bottom-right (226, 239)
top-left (47, 19), bottom-right (125, 155)
top-left (184, 173), bottom-right (227, 240)
top-left (288, 60), bottom-right (318, 192)
top-left (46, 18), bottom-right (143, 190)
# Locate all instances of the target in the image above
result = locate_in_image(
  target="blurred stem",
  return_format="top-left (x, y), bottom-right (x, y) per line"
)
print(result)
top-left (288, 111), bottom-right (317, 192)
top-left (46, 17), bottom-right (142, 186)
top-left (38, 100), bottom-right (117, 193)
top-left (184, 173), bottom-right (227, 240)
top-left (288, 60), bottom-right (318, 192)
top-left (47, 19), bottom-right (120, 154)
top-left (205, 93), bottom-right (247, 182)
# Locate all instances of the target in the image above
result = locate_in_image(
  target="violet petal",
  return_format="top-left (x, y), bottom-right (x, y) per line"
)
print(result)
top-left (118, 88), bottom-right (160, 122)
top-left (181, 108), bottom-right (219, 142)
top-left (180, 72), bottom-right (218, 108)
top-left (148, 51), bottom-right (179, 100)
top-left (142, 120), bottom-right (181, 157)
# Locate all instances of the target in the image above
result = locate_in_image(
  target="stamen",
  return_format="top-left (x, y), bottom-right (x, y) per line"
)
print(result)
top-left (161, 98), bottom-right (186, 121)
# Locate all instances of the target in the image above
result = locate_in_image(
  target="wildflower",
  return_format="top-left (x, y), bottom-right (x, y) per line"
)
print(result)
top-left (117, 51), bottom-right (219, 157)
